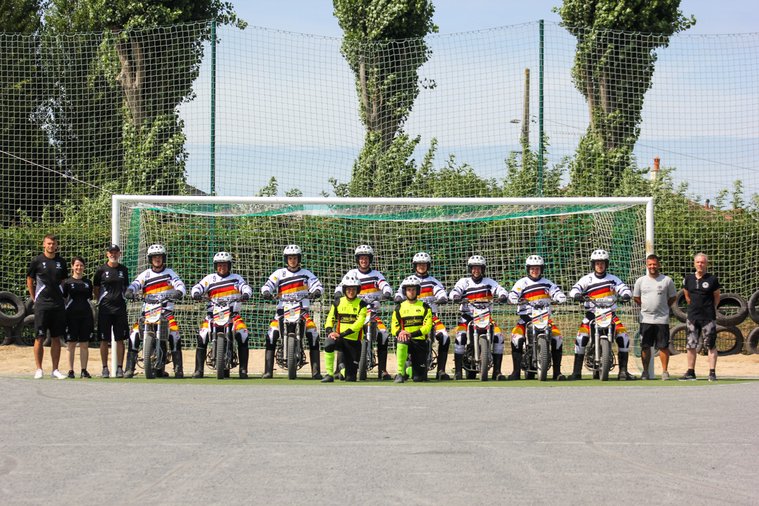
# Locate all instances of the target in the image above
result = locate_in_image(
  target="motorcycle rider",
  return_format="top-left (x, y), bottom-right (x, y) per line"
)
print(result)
top-left (334, 245), bottom-right (394, 380)
top-left (394, 252), bottom-right (451, 380)
top-left (392, 275), bottom-right (433, 383)
top-left (321, 274), bottom-right (368, 383)
top-left (125, 244), bottom-right (187, 378)
top-left (507, 255), bottom-right (567, 380)
top-left (448, 255), bottom-right (509, 380)
top-left (260, 245), bottom-right (324, 379)
top-left (568, 249), bottom-right (636, 381)
top-left (190, 252), bottom-right (253, 378)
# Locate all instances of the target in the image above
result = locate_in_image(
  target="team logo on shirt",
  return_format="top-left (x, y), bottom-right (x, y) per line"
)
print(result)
top-left (702, 282), bottom-right (710, 289)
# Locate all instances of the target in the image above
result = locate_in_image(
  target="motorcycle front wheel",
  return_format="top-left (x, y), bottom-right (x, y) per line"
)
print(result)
top-left (215, 333), bottom-right (226, 380)
top-left (538, 336), bottom-right (550, 381)
top-left (287, 333), bottom-right (299, 380)
top-left (143, 331), bottom-right (156, 379)
top-left (479, 336), bottom-right (490, 381)
top-left (600, 339), bottom-right (612, 381)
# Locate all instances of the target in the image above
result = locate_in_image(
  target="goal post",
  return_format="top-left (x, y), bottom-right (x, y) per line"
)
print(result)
top-left (111, 195), bottom-right (653, 374)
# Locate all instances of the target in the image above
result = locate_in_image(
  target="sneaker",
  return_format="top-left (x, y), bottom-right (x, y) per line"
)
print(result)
top-left (101, 367), bottom-right (110, 379)
top-left (34, 369), bottom-right (43, 379)
top-left (379, 371), bottom-right (392, 381)
top-left (436, 370), bottom-right (451, 381)
top-left (679, 371), bottom-right (697, 381)
top-left (115, 366), bottom-right (124, 378)
top-left (312, 372), bottom-right (323, 380)
top-left (553, 373), bottom-right (567, 381)
top-left (618, 371), bottom-right (637, 381)
top-left (640, 371), bottom-right (649, 380)
top-left (321, 374), bottom-right (334, 383)
top-left (51, 369), bottom-right (67, 379)
top-left (394, 374), bottom-right (405, 383)
top-left (239, 370), bottom-right (248, 379)
top-left (67, 370), bottom-right (75, 379)
top-left (80, 369), bottom-right (91, 378)
top-left (708, 372), bottom-right (717, 382)
top-left (661, 371), bottom-right (670, 381)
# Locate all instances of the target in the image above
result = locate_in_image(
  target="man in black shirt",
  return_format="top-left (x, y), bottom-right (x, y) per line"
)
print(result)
top-left (681, 253), bottom-right (721, 382)
top-left (26, 234), bottom-right (68, 379)
top-left (93, 244), bottom-right (130, 378)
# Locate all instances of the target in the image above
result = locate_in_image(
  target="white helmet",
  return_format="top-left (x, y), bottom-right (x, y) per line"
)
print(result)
top-left (412, 252), bottom-right (432, 267)
top-left (590, 249), bottom-right (610, 268)
top-left (146, 244), bottom-right (166, 261)
top-left (525, 255), bottom-right (544, 279)
top-left (401, 275), bottom-right (423, 289)
top-left (213, 251), bottom-right (233, 266)
top-left (283, 244), bottom-right (302, 265)
top-left (354, 244), bottom-right (374, 264)
top-left (341, 273), bottom-right (362, 293)
top-left (467, 255), bottom-right (486, 277)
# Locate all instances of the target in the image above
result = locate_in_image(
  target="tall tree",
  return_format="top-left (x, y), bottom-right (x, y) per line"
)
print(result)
top-left (0, 0), bottom-right (53, 224)
top-left (334, 0), bottom-right (437, 196)
top-left (42, 0), bottom-right (242, 195)
top-left (555, 0), bottom-right (694, 195)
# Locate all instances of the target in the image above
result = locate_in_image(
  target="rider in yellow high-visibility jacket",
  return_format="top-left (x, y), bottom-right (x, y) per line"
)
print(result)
top-left (391, 276), bottom-right (433, 383)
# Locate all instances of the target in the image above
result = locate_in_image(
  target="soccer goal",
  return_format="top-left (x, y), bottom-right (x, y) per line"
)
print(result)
top-left (111, 195), bottom-right (653, 372)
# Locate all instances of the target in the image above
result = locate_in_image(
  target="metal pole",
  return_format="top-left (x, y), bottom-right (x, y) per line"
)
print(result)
top-left (538, 20), bottom-right (544, 197)
top-left (210, 18), bottom-right (217, 196)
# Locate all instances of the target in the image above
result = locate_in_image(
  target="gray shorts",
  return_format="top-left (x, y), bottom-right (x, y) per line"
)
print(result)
top-left (686, 319), bottom-right (717, 350)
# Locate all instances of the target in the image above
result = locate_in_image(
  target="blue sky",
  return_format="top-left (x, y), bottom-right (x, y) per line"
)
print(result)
top-left (182, 1), bottom-right (759, 199)
top-left (234, 1), bottom-right (759, 36)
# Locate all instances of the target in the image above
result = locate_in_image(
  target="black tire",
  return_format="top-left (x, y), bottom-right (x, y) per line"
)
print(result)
top-left (748, 289), bottom-right (759, 324)
top-left (144, 331), bottom-right (156, 379)
top-left (671, 290), bottom-right (688, 323)
top-left (358, 338), bottom-right (369, 381)
top-left (747, 326), bottom-right (759, 355)
top-left (287, 334), bottom-right (298, 380)
top-left (669, 323), bottom-right (688, 355)
top-left (0, 292), bottom-right (25, 327)
top-left (715, 293), bottom-right (748, 326)
top-left (24, 298), bottom-right (34, 317)
top-left (537, 336), bottom-right (550, 382)
top-left (600, 339), bottom-right (612, 381)
top-left (715, 325), bottom-right (743, 356)
top-left (215, 333), bottom-right (226, 379)
top-left (478, 336), bottom-right (490, 381)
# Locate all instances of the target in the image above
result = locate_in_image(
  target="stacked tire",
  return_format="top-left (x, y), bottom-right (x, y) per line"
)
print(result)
top-left (0, 292), bottom-right (28, 345)
top-left (669, 290), bottom-right (748, 356)
top-left (747, 289), bottom-right (759, 355)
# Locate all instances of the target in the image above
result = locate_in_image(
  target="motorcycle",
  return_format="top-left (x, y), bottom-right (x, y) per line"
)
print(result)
top-left (462, 301), bottom-right (496, 381)
top-left (274, 293), bottom-right (309, 380)
top-left (583, 295), bottom-right (618, 381)
top-left (357, 292), bottom-right (385, 381)
top-left (136, 293), bottom-right (175, 379)
top-left (206, 296), bottom-right (242, 380)
top-left (519, 298), bottom-right (553, 381)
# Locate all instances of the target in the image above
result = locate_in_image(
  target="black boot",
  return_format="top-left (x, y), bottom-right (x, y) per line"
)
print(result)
top-left (172, 350), bottom-right (184, 378)
top-left (309, 348), bottom-right (322, 380)
top-left (262, 349), bottom-right (275, 379)
top-left (436, 343), bottom-right (451, 380)
top-left (617, 351), bottom-right (637, 380)
top-left (492, 354), bottom-right (506, 380)
top-left (508, 351), bottom-right (522, 380)
top-left (192, 346), bottom-right (206, 378)
top-left (377, 347), bottom-right (391, 381)
top-left (237, 336), bottom-right (249, 379)
top-left (123, 350), bottom-right (138, 378)
top-left (454, 354), bottom-right (463, 380)
top-left (569, 353), bottom-right (584, 380)
top-left (552, 348), bottom-right (565, 380)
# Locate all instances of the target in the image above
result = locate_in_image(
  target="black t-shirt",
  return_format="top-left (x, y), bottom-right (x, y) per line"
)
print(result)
top-left (63, 277), bottom-right (93, 316)
top-left (683, 272), bottom-right (721, 321)
top-left (27, 254), bottom-right (68, 310)
top-left (93, 263), bottom-right (130, 315)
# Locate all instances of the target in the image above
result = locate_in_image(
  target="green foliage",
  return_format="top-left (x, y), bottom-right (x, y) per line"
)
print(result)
top-left (555, 0), bottom-right (695, 194)
top-left (334, 0), bottom-right (437, 189)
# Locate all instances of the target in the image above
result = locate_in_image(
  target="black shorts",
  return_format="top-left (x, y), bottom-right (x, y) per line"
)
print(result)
top-left (639, 323), bottom-right (669, 349)
top-left (97, 312), bottom-right (129, 342)
top-left (34, 307), bottom-right (66, 338)
top-left (66, 311), bottom-right (94, 343)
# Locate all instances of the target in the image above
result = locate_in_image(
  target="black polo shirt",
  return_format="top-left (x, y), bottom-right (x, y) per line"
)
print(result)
top-left (27, 254), bottom-right (68, 310)
top-left (683, 272), bottom-right (721, 321)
